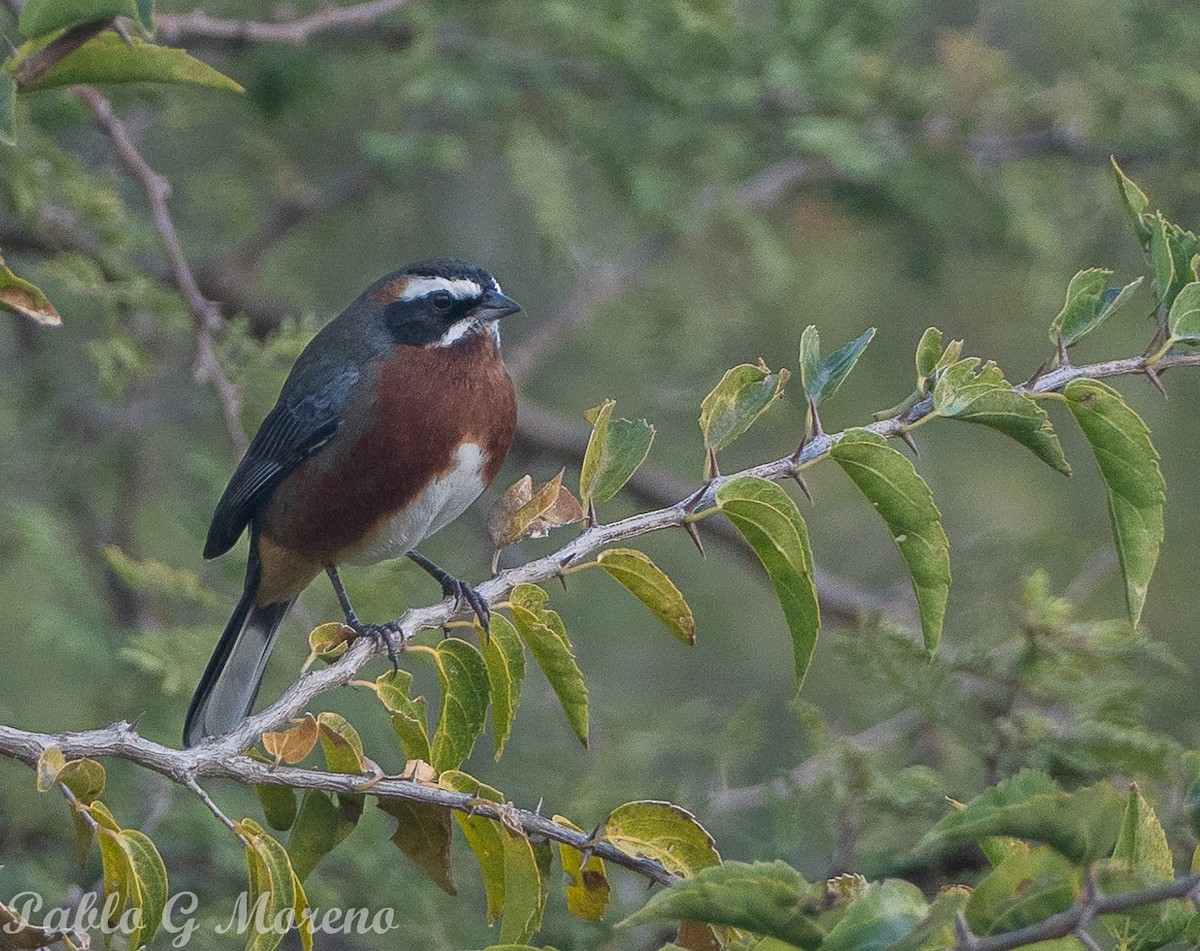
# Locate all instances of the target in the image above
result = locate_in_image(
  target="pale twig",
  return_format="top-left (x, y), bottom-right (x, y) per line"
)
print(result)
top-left (77, 87), bottom-right (249, 455)
top-left (155, 0), bottom-right (410, 47)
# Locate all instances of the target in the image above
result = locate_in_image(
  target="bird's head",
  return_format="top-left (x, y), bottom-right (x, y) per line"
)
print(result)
top-left (367, 259), bottom-right (521, 348)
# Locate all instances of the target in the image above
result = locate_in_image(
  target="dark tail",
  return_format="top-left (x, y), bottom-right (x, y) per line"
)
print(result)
top-left (184, 542), bottom-right (294, 747)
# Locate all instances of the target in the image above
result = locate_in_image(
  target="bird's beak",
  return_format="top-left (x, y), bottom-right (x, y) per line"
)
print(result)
top-left (474, 289), bottom-right (522, 322)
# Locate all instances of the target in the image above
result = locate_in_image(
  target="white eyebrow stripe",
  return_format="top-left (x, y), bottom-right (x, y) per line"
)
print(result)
top-left (399, 276), bottom-right (484, 302)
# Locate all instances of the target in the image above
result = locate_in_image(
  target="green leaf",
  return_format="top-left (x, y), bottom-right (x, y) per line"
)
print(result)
top-left (914, 327), bottom-right (943, 391)
top-left (597, 548), bottom-right (696, 645)
top-left (315, 711), bottom-right (364, 774)
top-left (18, 0), bottom-right (138, 39)
top-left (1064, 379), bottom-right (1165, 626)
top-left (375, 669), bottom-right (432, 763)
top-left (799, 325), bottom-right (875, 407)
top-left (820, 880), bottom-right (927, 951)
top-left (412, 638), bottom-right (490, 772)
top-left (553, 814), bottom-right (611, 922)
top-left (256, 785), bottom-right (298, 832)
top-left (1112, 158), bottom-right (1152, 248)
top-left (379, 798), bottom-right (456, 895)
top-left (237, 818), bottom-right (300, 951)
top-left (917, 770), bottom-right (1124, 864)
top-left (499, 826), bottom-right (545, 944)
top-left (620, 861), bottom-right (822, 946)
top-left (933, 358), bottom-right (1070, 474)
top-left (1167, 281), bottom-right (1200, 343)
top-left (579, 399), bottom-right (656, 506)
top-left (967, 846), bottom-right (1079, 936)
top-left (886, 886), bottom-right (971, 951)
top-left (481, 612), bottom-right (525, 759)
top-left (135, 0), bottom-right (153, 30)
top-left (699, 361), bottom-right (790, 473)
top-left (829, 430), bottom-right (950, 651)
top-left (714, 476), bottom-right (820, 691)
top-left (288, 791), bottom-right (339, 884)
top-left (1112, 785), bottom-right (1173, 882)
top-left (57, 760), bottom-right (106, 804)
top-left (509, 586), bottom-right (589, 747)
top-left (441, 770), bottom-right (506, 921)
top-left (602, 801), bottom-right (720, 877)
top-left (21, 34), bottom-right (244, 93)
top-left (0, 254), bottom-right (62, 325)
top-left (1050, 269), bottom-right (1142, 348)
top-left (0, 74), bottom-right (14, 147)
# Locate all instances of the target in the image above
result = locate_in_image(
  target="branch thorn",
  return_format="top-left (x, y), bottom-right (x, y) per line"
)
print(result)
top-left (707, 445), bottom-right (721, 478)
top-left (682, 520), bottom-right (705, 557)
top-left (1145, 365), bottom-right (1168, 399)
top-left (898, 430), bottom-right (920, 458)
top-left (1057, 332), bottom-right (1070, 367)
top-left (788, 470), bottom-right (813, 502)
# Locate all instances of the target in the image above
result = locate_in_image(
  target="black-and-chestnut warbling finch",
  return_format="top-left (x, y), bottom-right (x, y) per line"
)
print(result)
top-left (184, 259), bottom-right (521, 746)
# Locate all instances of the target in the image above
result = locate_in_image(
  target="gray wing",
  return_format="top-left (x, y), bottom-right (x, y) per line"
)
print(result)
top-left (203, 367), bottom-right (359, 559)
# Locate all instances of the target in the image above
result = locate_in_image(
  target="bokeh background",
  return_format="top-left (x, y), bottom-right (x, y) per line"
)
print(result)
top-left (2, 0), bottom-right (1200, 947)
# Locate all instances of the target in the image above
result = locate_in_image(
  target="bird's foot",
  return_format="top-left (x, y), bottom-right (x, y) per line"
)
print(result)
top-left (441, 576), bottom-right (490, 635)
top-left (346, 616), bottom-right (404, 672)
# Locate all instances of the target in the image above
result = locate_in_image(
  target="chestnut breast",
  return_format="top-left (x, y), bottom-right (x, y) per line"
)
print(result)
top-left (260, 330), bottom-right (516, 566)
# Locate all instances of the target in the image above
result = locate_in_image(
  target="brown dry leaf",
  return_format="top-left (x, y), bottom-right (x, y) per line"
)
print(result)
top-left (489, 470), bottom-right (584, 552)
top-left (400, 759), bottom-right (438, 783)
top-left (261, 713), bottom-right (319, 766)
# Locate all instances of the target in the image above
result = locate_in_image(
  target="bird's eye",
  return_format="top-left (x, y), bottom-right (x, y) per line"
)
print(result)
top-left (430, 290), bottom-right (454, 311)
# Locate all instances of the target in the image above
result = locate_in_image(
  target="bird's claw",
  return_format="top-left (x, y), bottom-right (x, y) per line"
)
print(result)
top-left (442, 577), bottom-right (490, 635)
top-left (347, 618), bottom-right (403, 672)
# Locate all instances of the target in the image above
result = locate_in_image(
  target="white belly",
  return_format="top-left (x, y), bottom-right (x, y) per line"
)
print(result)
top-left (343, 442), bottom-right (486, 566)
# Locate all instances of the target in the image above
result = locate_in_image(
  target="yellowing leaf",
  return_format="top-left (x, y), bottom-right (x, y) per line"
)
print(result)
top-left (411, 638), bottom-right (490, 772)
top-left (374, 669), bottom-right (432, 763)
top-left (379, 798), bottom-right (456, 895)
top-left (1112, 784), bottom-right (1173, 883)
top-left (35, 747), bottom-right (66, 792)
top-left (554, 815), bottom-right (610, 921)
top-left (442, 770), bottom-right (506, 921)
top-left (481, 612), bottom-right (525, 759)
top-left (237, 818), bottom-right (301, 951)
top-left (0, 255), bottom-right (61, 325)
top-left (509, 589), bottom-right (589, 747)
top-left (830, 430), bottom-right (950, 651)
top-left (261, 714), bottom-right (319, 766)
top-left (699, 360), bottom-right (790, 473)
top-left (302, 622), bottom-right (351, 669)
top-left (933, 358), bottom-right (1070, 475)
top-left (315, 712), bottom-right (364, 774)
top-left (602, 801), bottom-right (720, 877)
top-left (22, 33), bottom-right (244, 92)
top-left (579, 399), bottom-right (655, 506)
top-left (1064, 380), bottom-right (1165, 626)
top-left (597, 548), bottom-right (695, 644)
top-left (620, 861), bottom-right (824, 946)
top-left (715, 477), bottom-right (820, 691)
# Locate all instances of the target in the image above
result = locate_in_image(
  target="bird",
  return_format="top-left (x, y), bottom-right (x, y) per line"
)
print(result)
top-left (183, 259), bottom-right (521, 747)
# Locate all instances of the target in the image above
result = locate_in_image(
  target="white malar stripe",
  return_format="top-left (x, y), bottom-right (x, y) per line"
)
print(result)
top-left (399, 276), bottom-right (484, 302)
top-left (438, 317), bottom-right (475, 347)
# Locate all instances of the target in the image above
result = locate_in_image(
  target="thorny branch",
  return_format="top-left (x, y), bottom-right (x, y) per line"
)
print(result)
top-left (953, 872), bottom-right (1200, 951)
top-left (0, 346), bottom-right (1197, 895)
